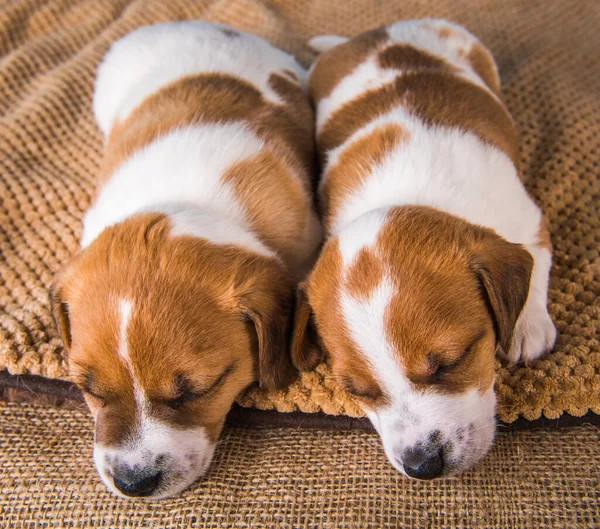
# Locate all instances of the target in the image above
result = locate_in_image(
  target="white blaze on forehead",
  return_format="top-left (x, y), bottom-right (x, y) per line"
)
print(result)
top-left (117, 299), bottom-right (133, 364)
top-left (341, 275), bottom-right (406, 393)
top-left (116, 298), bottom-right (145, 408)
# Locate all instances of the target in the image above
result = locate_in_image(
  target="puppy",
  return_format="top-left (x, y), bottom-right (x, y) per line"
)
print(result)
top-left (50, 21), bottom-right (321, 498)
top-left (292, 19), bottom-right (556, 479)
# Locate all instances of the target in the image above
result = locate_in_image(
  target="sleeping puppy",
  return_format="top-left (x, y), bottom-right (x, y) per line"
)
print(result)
top-left (50, 21), bottom-right (321, 499)
top-left (292, 19), bottom-right (556, 479)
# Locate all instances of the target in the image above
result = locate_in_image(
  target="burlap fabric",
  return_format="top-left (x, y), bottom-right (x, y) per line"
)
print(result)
top-left (1, 0), bottom-right (599, 423)
top-left (0, 401), bottom-right (598, 528)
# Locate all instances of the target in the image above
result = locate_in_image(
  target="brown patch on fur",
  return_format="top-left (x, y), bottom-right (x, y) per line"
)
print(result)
top-left (52, 213), bottom-right (297, 447)
top-left (308, 27), bottom-right (389, 103)
top-left (378, 43), bottom-right (454, 72)
top-left (467, 42), bottom-right (501, 95)
top-left (267, 72), bottom-right (314, 172)
top-left (320, 124), bottom-right (407, 232)
top-left (535, 216), bottom-right (553, 251)
top-left (436, 26), bottom-right (453, 39)
top-left (344, 247), bottom-right (384, 299)
top-left (317, 71), bottom-right (519, 167)
top-left (222, 150), bottom-right (308, 274)
top-left (100, 73), bottom-right (313, 187)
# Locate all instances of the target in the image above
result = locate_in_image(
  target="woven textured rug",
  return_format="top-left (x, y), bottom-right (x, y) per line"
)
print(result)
top-left (1, 401), bottom-right (599, 528)
top-left (1, 0), bottom-right (599, 424)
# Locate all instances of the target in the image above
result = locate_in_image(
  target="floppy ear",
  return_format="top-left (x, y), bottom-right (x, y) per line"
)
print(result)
top-left (235, 258), bottom-right (298, 390)
top-left (471, 236), bottom-right (534, 354)
top-left (290, 283), bottom-right (325, 372)
top-left (48, 280), bottom-right (72, 351)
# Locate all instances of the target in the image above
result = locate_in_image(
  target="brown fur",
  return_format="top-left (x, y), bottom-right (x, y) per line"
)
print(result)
top-left (466, 42), bottom-right (501, 95)
top-left (51, 214), bottom-right (297, 446)
top-left (344, 246), bottom-right (384, 299)
top-left (222, 151), bottom-right (308, 268)
top-left (316, 70), bottom-right (519, 166)
top-left (308, 27), bottom-right (389, 103)
top-left (378, 43), bottom-right (455, 72)
top-left (320, 123), bottom-right (407, 232)
top-left (378, 207), bottom-right (530, 391)
top-left (282, 69), bottom-right (299, 81)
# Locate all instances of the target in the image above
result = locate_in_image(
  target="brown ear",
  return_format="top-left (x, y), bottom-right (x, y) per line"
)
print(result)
top-left (471, 236), bottom-right (534, 354)
top-left (48, 281), bottom-right (72, 351)
top-left (290, 283), bottom-right (325, 372)
top-left (235, 259), bottom-right (298, 390)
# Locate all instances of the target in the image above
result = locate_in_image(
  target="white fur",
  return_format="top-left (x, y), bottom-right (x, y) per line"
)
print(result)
top-left (117, 299), bottom-right (133, 364)
top-left (329, 111), bottom-right (541, 247)
top-left (337, 207), bottom-right (390, 268)
top-left (94, 297), bottom-right (215, 499)
top-left (94, 21), bottom-right (306, 136)
top-left (509, 245), bottom-right (557, 363)
top-left (166, 206), bottom-right (278, 260)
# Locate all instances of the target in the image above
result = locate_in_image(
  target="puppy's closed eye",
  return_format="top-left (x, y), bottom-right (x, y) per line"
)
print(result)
top-left (167, 389), bottom-right (203, 410)
top-left (428, 331), bottom-right (485, 382)
top-left (167, 365), bottom-right (235, 409)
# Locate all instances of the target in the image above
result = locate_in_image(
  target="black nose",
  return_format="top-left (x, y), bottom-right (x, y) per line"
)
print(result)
top-left (113, 470), bottom-right (162, 497)
top-left (402, 446), bottom-right (444, 480)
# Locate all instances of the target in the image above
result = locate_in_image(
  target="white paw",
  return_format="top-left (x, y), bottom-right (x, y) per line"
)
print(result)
top-left (502, 303), bottom-right (557, 364)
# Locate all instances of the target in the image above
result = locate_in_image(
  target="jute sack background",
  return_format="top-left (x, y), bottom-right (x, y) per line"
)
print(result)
top-left (0, 0), bottom-right (599, 422)
top-left (1, 401), bottom-right (599, 529)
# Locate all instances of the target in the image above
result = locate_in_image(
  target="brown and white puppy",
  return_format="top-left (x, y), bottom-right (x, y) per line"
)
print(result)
top-left (292, 19), bottom-right (556, 479)
top-left (50, 21), bottom-right (321, 498)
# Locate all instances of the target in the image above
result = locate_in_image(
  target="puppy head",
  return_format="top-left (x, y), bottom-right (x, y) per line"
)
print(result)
top-left (292, 206), bottom-right (532, 478)
top-left (50, 213), bottom-right (295, 498)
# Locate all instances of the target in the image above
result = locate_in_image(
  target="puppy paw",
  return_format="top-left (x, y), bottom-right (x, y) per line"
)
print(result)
top-left (501, 303), bottom-right (557, 365)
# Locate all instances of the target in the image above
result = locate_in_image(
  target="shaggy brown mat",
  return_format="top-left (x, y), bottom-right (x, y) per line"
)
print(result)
top-left (1, 401), bottom-right (599, 528)
top-left (1, 0), bottom-right (599, 423)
